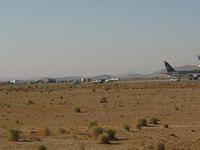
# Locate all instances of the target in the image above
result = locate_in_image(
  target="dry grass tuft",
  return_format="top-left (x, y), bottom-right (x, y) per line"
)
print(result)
top-left (74, 107), bottom-right (81, 113)
top-left (123, 124), bottom-right (130, 132)
top-left (88, 121), bottom-right (98, 130)
top-left (37, 145), bottom-right (46, 150)
top-left (154, 142), bottom-right (165, 150)
top-left (149, 117), bottom-right (160, 125)
top-left (89, 126), bottom-right (103, 138)
top-left (98, 133), bottom-right (110, 144)
top-left (7, 129), bottom-right (21, 141)
top-left (103, 128), bottom-right (117, 140)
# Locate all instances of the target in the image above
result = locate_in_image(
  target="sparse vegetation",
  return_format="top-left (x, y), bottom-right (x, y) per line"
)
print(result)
top-left (100, 97), bottom-right (107, 103)
top-left (103, 128), bottom-right (117, 140)
top-left (98, 133), bottom-right (110, 144)
top-left (149, 117), bottom-right (160, 125)
top-left (88, 121), bottom-right (98, 129)
top-left (89, 126), bottom-right (103, 138)
top-left (123, 124), bottom-right (130, 132)
top-left (136, 118), bottom-right (147, 129)
top-left (163, 124), bottom-right (169, 128)
top-left (7, 129), bottom-right (21, 141)
top-left (154, 142), bottom-right (165, 150)
top-left (27, 100), bottom-right (34, 105)
top-left (37, 145), bottom-right (46, 150)
top-left (74, 107), bottom-right (81, 113)
top-left (58, 128), bottom-right (66, 134)
top-left (0, 81), bottom-right (199, 149)
top-left (136, 123), bottom-right (141, 130)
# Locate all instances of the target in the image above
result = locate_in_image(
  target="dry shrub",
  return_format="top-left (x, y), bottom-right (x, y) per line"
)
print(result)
top-left (37, 145), bottom-right (46, 150)
top-left (137, 118), bottom-right (147, 128)
top-left (27, 100), bottom-right (34, 105)
top-left (89, 126), bottom-right (103, 138)
top-left (136, 123), bottom-right (142, 130)
top-left (123, 124), bottom-right (130, 132)
top-left (58, 128), bottom-right (66, 134)
top-left (74, 107), bottom-right (81, 113)
top-left (98, 133), bottom-right (110, 144)
top-left (154, 142), bottom-right (165, 150)
top-left (7, 129), bottom-right (21, 141)
top-left (88, 121), bottom-right (98, 129)
top-left (100, 97), bottom-right (107, 103)
top-left (149, 117), bottom-right (160, 125)
top-left (103, 128), bottom-right (116, 140)
top-left (163, 124), bottom-right (169, 128)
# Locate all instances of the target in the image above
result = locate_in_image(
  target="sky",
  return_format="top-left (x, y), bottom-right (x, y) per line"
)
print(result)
top-left (0, 0), bottom-right (200, 78)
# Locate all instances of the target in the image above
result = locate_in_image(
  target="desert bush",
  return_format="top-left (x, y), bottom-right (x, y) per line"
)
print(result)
top-left (138, 118), bottom-right (147, 126)
top-left (175, 106), bottom-right (179, 111)
top-left (163, 124), bottom-right (169, 128)
top-left (136, 118), bottom-right (147, 130)
top-left (154, 142), bottom-right (165, 150)
top-left (58, 128), bottom-right (66, 134)
top-left (100, 97), bottom-right (107, 103)
top-left (123, 124), bottom-right (130, 132)
top-left (7, 129), bottom-right (21, 141)
top-left (27, 100), bottom-right (34, 105)
top-left (149, 117), bottom-right (160, 125)
top-left (37, 145), bottom-right (46, 150)
top-left (136, 123), bottom-right (142, 130)
top-left (74, 107), bottom-right (81, 113)
top-left (88, 121), bottom-right (98, 129)
top-left (89, 126), bottom-right (103, 138)
top-left (103, 128), bottom-right (116, 140)
top-left (98, 133), bottom-right (110, 144)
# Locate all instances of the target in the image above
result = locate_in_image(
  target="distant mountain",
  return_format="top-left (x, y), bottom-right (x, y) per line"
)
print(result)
top-left (117, 73), bottom-right (142, 80)
top-left (0, 77), bottom-right (16, 82)
top-left (38, 74), bottom-right (114, 81)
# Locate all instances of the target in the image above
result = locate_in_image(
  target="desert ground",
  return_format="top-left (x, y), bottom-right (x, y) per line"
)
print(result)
top-left (0, 80), bottom-right (200, 150)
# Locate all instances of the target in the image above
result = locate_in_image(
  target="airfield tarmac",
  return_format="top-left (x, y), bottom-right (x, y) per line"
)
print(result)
top-left (0, 80), bottom-right (200, 150)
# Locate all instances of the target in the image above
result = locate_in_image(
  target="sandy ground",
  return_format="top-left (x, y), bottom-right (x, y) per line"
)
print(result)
top-left (0, 80), bottom-right (200, 150)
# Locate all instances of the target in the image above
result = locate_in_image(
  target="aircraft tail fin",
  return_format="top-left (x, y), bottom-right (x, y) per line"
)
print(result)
top-left (198, 55), bottom-right (200, 61)
top-left (164, 61), bottom-right (176, 73)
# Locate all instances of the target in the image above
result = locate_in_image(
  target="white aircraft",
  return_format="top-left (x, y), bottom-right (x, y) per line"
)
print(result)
top-left (92, 77), bottom-right (119, 84)
top-left (92, 79), bottom-right (105, 84)
top-left (105, 78), bottom-right (119, 83)
top-left (164, 61), bottom-right (200, 80)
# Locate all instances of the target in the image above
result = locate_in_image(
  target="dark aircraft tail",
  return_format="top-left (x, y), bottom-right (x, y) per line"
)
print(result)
top-left (198, 55), bottom-right (200, 61)
top-left (164, 61), bottom-right (176, 73)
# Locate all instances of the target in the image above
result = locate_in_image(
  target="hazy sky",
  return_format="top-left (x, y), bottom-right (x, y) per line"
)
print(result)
top-left (0, 0), bottom-right (200, 78)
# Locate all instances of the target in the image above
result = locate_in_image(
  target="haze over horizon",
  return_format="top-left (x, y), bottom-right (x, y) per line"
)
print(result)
top-left (0, 0), bottom-right (200, 78)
